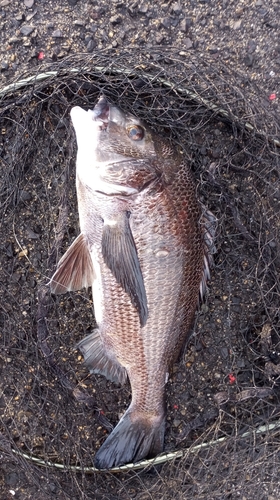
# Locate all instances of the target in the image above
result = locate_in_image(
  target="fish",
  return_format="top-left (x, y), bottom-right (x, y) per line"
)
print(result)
top-left (49, 96), bottom-right (213, 469)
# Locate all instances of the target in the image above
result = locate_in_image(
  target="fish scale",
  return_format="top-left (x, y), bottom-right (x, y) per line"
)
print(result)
top-left (49, 96), bottom-right (211, 469)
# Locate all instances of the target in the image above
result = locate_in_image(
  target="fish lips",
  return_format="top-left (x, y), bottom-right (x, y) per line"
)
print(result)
top-left (91, 95), bottom-right (109, 126)
top-left (89, 96), bottom-right (127, 131)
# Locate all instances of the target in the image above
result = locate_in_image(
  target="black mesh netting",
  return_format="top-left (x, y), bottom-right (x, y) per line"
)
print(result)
top-left (0, 49), bottom-right (280, 500)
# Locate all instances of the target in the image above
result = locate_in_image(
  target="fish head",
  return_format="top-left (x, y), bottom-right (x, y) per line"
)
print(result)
top-left (71, 96), bottom-right (174, 196)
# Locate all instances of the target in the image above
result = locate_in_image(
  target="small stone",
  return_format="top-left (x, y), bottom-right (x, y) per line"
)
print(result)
top-left (52, 30), bottom-right (63, 38)
top-left (236, 358), bottom-right (246, 368)
top-left (1, 61), bottom-right (9, 70)
top-left (110, 14), bottom-right (122, 25)
top-left (26, 228), bottom-right (40, 239)
top-left (26, 11), bottom-right (37, 21)
top-left (74, 19), bottom-right (85, 26)
top-left (49, 483), bottom-right (57, 494)
top-left (5, 472), bottom-right (19, 487)
top-left (180, 18), bottom-right (192, 32)
top-left (18, 249), bottom-right (28, 258)
top-left (208, 46), bottom-right (218, 54)
top-left (235, 7), bottom-right (243, 16)
top-left (233, 19), bottom-right (242, 30)
top-left (232, 296), bottom-right (241, 304)
top-left (84, 34), bottom-right (93, 43)
top-left (24, 0), bottom-right (34, 7)
top-left (220, 347), bottom-right (229, 359)
top-left (172, 3), bottom-right (182, 15)
top-left (138, 4), bottom-right (149, 14)
top-left (155, 33), bottom-right (165, 44)
top-left (20, 25), bottom-right (35, 36)
top-left (244, 54), bottom-right (254, 67)
top-left (15, 13), bottom-right (24, 21)
top-left (161, 17), bottom-right (171, 29)
top-left (68, 0), bottom-right (79, 5)
top-left (183, 37), bottom-right (193, 49)
top-left (86, 39), bottom-right (96, 52)
top-left (0, 0), bottom-right (11, 6)
top-left (247, 39), bottom-right (256, 53)
top-left (173, 419), bottom-right (182, 427)
top-left (19, 190), bottom-right (32, 202)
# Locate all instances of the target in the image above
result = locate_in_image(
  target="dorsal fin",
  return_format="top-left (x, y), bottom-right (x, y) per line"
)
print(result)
top-left (199, 207), bottom-right (217, 299)
top-left (49, 233), bottom-right (95, 294)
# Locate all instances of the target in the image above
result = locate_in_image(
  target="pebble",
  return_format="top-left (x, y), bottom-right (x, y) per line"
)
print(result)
top-left (48, 483), bottom-right (57, 494)
top-left (110, 14), bottom-right (122, 25)
top-left (180, 18), bottom-right (192, 32)
top-left (138, 4), bottom-right (149, 14)
top-left (155, 34), bottom-right (165, 44)
top-left (161, 17), bottom-right (171, 29)
top-left (184, 37), bottom-right (193, 49)
top-left (18, 249), bottom-right (28, 258)
top-left (0, 0), bottom-right (11, 6)
top-left (244, 54), bottom-right (254, 67)
top-left (173, 419), bottom-right (182, 428)
top-left (247, 39), bottom-right (257, 53)
top-left (52, 29), bottom-right (63, 38)
top-left (172, 3), bottom-right (182, 15)
top-left (20, 25), bottom-right (35, 36)
top-left (26, 11), bottom-right (37, 21)
top-left (84, 34), bottom-right (93, 44)
top-left (86, 39), bottom-right (96, 52)
top-left (19, 190), bottom-right (32, 202)
top-left (26, 228), bottom-right (40, 239)
top-left (5, 472), bottom-right (19, 487)
top-left (74, 19), bottom-right (85, 26)
top-left (220, 347), bottom-right (229, 359)
top-left (233, 19), bottom-right (242, 30)
top-left (1, 61), bottom-right (9, 70)
top-left (24, 0), bottom-right (34, 7)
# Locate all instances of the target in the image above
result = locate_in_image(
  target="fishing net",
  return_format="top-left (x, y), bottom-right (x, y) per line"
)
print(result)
top-left (0, 49), bottom-right (280, 499)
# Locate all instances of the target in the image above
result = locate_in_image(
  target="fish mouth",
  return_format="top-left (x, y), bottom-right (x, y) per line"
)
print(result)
top-left (91, 96), bottom-right (110, 129)
top-left (90, 96), bottom-right (127, 131)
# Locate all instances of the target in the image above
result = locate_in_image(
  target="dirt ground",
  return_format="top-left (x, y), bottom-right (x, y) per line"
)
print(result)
top-left (0, 2), bottom-right (280, 500)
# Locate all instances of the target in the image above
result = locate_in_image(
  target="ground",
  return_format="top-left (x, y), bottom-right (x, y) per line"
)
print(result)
top-left (0, 1), bottom-right (280, 499)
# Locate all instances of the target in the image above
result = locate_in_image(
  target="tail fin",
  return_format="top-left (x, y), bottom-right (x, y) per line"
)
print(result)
top-left (94, 406), bottom-right (166, 469)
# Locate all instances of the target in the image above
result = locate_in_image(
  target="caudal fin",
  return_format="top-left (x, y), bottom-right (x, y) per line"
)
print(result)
top-left (94, 407), bottom-right (165, 469)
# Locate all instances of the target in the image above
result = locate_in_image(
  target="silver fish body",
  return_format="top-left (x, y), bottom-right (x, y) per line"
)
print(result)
top-left (50, 96), bottom-right (210, 469)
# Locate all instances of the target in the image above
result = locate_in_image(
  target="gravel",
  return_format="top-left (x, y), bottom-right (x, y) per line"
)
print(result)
top-left (0, 0), bottom-right (279, 95)
top-left (0, 1), bottom-right (279, 499)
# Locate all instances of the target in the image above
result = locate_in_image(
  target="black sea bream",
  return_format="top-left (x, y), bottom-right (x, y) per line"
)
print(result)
top-left (50, 96), bottom-right (211, 469)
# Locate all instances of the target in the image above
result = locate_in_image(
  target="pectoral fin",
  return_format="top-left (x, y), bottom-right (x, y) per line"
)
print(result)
top-left (101, 213), bottom-right (148, 327)
top-left (49, 233), bottom-right (95, 294)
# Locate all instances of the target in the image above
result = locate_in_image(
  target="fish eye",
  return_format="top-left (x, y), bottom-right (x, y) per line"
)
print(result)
top-left (127, 125), bottom-right (144, 141)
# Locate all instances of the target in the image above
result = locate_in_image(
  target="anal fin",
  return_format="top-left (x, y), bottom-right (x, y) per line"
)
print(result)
top-left (101, 212), bottom-right (148, 327)
top-left (77, 329), bottom-right (127, 385)
top-left (49, 233), bottom-right (95, 294)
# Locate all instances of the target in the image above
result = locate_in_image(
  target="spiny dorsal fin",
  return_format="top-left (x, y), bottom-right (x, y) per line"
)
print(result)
top-left (101, 212), bottom-right (148, 327)
top-left (49, 233), bottom-right (95, 294)
top-left (199, 207), bottom-right (217, 300)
